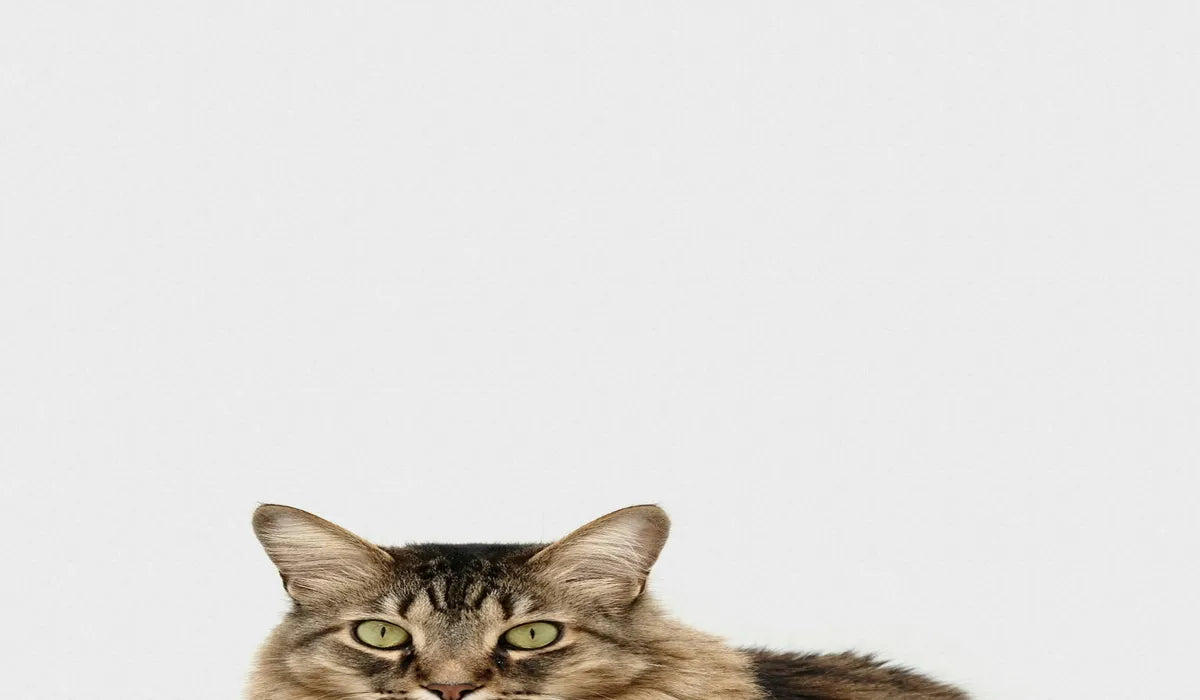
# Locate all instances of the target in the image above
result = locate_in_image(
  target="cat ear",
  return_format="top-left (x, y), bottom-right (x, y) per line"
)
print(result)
top-left (529, 504), bottom-right (670, 609)
top-left (252, 504), bottom-right (395, 605)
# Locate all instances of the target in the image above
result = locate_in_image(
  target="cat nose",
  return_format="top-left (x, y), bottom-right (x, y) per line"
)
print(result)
top-left (425, 684), bottom-right (480, 700)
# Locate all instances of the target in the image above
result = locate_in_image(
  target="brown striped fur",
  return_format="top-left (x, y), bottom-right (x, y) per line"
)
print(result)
top-left (248, 505), bottom-right (967, 700)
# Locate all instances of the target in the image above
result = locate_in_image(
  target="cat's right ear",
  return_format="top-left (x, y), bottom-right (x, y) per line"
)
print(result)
top-left (252, 504), bottom-right (395, 605)
top-left (529, 504), bottom-right (670, 611)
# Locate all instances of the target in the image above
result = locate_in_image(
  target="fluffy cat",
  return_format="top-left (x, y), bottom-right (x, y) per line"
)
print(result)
top-left (249, 504), bottom-right (967, 700)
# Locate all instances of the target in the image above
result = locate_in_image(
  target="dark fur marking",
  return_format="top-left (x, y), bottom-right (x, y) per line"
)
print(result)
top-left (492, 648), bottom-right (509, 672)
top-left (326, 642), bottom-right (393, 676)
top-left (444, 572), bottom-right (471, 611)
top-left (425, 582), bottom-right (445, 612)
top-left (509, 643), bottom-right (576, 679)
top-left (397, 652), bottom-right (415, 676)
top-left (293, 624), bottom-right (342, 649)
top-left (573, 622), bottom-right (631, 649)
top-left (397, 590), bottom-right (418, 618)
top-left (497, 590), bottom-right (515, 619)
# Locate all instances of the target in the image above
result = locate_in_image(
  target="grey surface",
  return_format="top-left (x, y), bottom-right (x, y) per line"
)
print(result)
top-left (2, 3), bottom-right (1197, 698)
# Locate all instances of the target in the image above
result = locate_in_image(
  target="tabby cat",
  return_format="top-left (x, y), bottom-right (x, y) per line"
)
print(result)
top-left (249, 504), bottom-right (967, 700)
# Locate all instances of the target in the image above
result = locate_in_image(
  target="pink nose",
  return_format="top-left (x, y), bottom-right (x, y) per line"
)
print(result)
top-left (425, 684), bottom-right (480, 700)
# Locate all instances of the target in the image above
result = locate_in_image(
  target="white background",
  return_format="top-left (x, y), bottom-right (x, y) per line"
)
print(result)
top-left (2, 3), bottom-right (1197, 699)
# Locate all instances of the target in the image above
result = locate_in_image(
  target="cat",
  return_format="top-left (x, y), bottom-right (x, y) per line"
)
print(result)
top-left (249, 504), bottom-right (967, 700)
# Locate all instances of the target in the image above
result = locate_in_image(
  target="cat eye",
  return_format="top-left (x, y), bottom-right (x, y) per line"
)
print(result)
top-left (502, 621), bottom-right (561, 650)
top-left (353, 620), bottom-right (411, 649)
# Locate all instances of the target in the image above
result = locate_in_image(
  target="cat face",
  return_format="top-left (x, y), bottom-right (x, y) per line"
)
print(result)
top-left (251, 505), bottom-right (670, 700)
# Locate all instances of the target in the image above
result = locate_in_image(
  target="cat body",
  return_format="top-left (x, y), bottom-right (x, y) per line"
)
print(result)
top-left (249, 505), bottom-right (966, 700)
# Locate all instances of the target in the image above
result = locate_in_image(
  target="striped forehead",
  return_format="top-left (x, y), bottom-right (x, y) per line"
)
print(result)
top-left (385, 542), bottom-right (544, 621)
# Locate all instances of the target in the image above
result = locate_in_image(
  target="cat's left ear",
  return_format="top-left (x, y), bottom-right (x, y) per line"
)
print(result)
top-left (252, 504), bottom-right (395, 605)
top-left (529, 504), bottom-right (670, 609)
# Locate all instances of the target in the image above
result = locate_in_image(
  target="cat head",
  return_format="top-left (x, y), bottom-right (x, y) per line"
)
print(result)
top-left (250, 504), bottom-right (671, 700)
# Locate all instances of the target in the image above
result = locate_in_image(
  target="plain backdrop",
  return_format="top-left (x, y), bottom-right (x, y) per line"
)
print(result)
top-left (1, 3), bottom-right (1197, 699)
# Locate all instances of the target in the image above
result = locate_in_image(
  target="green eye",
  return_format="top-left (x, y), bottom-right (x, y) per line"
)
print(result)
top-left (353, 620), bottom-right (411, 649)
top-left (502, 621), bottom-right (561, 650)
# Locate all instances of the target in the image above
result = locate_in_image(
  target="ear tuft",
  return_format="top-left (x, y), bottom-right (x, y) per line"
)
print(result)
top-left (529, 504), bottom-right (670, 609)
top-left (252, 504), bottom-right (394, 605)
